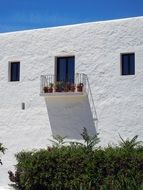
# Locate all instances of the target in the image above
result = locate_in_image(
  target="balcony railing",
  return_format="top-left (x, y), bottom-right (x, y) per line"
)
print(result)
top-left (40, 73), bottom-right (87, 96)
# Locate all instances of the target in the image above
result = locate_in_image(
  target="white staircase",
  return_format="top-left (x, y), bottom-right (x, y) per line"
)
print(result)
top-left (84, 74), bottom-right (98, 131)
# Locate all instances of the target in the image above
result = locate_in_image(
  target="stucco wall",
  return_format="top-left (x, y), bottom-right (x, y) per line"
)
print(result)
top-left (0, 16), bottom-right (143, 187)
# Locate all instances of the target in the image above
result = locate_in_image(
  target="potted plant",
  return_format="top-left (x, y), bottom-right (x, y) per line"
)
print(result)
top-left (48, 83), bottom-right (54, 93)
top-left (54, 81), bottom-right (62, 92)
top-left (64, 82), bottom-right (71, 92)
top-left (77, 83), bottom-right (84, 92)
top-left (64, 84), bottom-right (69, 92)
top-left (43, 86), bottom-right (48, 93)
top-left (70, 83), bottom-right (75, 92)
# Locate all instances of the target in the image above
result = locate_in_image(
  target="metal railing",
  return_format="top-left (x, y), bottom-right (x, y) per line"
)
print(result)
top-left (40, 73), bottom-right (87, 95)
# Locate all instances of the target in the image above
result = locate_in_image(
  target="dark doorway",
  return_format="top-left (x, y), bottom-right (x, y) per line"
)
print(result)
top-left (56, 56), bottom-right (75, 83)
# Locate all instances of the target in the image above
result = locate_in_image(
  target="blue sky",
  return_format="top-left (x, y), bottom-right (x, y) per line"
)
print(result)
top-left (0, 0), bottom-right (143, 33)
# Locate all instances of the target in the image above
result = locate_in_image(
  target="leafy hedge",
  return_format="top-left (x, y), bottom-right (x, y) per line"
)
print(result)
top-left (9, 132), bottom-right (143, 190)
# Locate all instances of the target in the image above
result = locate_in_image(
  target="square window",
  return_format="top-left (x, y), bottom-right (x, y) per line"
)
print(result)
top-left (121, 53), bottom-right (135, 75)
top-left (9, 62), bottom-right (20, 81)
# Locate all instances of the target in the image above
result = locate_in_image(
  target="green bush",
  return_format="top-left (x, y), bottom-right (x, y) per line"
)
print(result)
top-left (9, 133), bottom-right (143, 190)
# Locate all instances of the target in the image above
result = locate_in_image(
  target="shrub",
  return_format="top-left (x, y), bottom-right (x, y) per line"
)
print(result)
top-left (9, 133), bottom-right (143, 190)
top-left (119, 134), bottom-right (142, 151)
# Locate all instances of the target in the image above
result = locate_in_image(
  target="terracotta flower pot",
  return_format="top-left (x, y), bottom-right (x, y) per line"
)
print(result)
top-left (43, 86), bottom-right (48, 93)
top-left (70, 85), bottom-right (75, 92)
top-left (77, 83), bottom-right (84, 92)
top-left (55, 88), bottom-right (62, 92)
top-left (48, 88), bottom-right (53, 93)
top-left (64, 87), bottom-right (69, 92)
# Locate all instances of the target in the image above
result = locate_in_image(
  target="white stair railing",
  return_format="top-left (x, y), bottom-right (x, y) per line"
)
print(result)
top-left (84, 74), bottom-right (98, 131)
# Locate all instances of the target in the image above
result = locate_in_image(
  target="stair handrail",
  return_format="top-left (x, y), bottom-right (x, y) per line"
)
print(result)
top-left (84, 74), bottom-right (98, 131)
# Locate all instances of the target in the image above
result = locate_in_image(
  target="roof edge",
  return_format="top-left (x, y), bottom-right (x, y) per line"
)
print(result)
top-left (0, 16), bottom-right (143, 35)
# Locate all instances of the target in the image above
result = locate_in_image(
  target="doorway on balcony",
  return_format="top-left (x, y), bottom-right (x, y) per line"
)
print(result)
top-left (56, 56), bottom-right (75, 83)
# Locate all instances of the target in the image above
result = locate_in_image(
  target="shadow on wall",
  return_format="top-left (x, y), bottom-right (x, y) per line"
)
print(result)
top-left (45, 95), bottom-right (96, 140)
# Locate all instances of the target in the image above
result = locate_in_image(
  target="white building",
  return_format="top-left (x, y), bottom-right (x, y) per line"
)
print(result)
top-left (0, 16), bottom-right (143, 188)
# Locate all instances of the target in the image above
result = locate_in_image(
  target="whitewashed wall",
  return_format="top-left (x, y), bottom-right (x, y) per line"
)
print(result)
top-left (0, 16), bottom-right (143, 187)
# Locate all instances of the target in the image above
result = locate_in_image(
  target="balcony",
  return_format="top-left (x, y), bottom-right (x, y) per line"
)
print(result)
top-left (40, 72), bottom-right (98, 131)
top-left (40, 73), bottom-right (87, 96)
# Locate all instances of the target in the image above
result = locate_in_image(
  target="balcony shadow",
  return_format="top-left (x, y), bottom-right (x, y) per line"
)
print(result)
top-left (45, 95), bottom-right (97, 140)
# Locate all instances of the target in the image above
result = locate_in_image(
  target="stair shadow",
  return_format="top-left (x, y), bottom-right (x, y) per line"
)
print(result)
top-left (45, 95), bottom-right (97, 140)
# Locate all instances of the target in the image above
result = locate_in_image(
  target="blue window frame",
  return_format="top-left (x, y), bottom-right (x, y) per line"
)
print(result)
top-left (56, 56), bottom-right (75, 83)
top-left (10, 62), bottom-right (20, 81)
top-left (121, 53), bottom-right (135, 75)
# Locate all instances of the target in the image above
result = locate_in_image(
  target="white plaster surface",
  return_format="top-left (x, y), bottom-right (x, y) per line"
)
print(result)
top-left (0, 16), bottom-right (143, 187)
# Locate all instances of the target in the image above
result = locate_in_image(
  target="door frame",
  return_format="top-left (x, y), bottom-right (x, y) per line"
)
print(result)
top-left (55, 56), bottom-right (75, 83)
